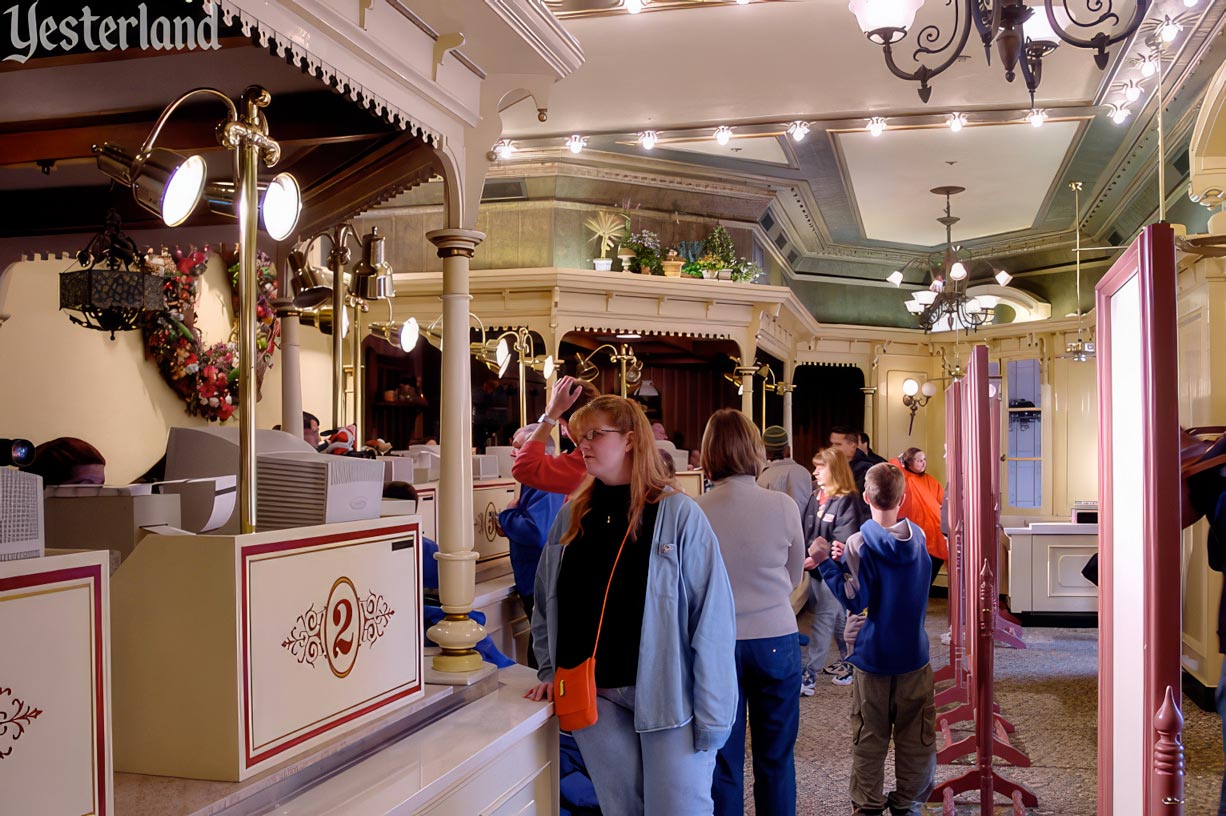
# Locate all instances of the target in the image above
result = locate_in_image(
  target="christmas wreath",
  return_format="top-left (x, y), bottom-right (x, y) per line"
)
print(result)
top-left (141, 245), bottom-right (280, 423)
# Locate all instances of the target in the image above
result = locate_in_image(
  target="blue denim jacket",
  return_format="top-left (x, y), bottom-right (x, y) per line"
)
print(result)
top-left (532, 491), bottom-right (738, 751)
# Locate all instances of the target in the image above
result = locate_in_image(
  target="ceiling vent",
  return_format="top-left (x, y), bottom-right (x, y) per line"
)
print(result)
top-left (482, 179), bottom-right (528, 202)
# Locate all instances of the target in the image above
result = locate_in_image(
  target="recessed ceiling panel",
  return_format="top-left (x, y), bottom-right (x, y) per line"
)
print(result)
top-left (645, 135), bottom-right (791, 164)
top-left (836, 120), bottom-right (1080, 247)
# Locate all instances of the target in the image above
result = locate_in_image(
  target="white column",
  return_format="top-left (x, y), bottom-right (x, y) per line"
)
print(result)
top-left (782, 360), bottom-right (796, 441)
top-left (274, 299), bottom-right (303, 438)
top-left (425, 228), bottom-right (487, 675)
top-left (737, 366), bottom-right (758, 418)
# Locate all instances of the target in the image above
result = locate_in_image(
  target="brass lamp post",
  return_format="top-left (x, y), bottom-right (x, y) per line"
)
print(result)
top-left (95, 85), bottom-right (302, 534)
top-left (576, 343), bottom-right (640, 397)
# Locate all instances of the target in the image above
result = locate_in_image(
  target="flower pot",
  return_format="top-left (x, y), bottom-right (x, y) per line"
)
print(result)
top-left (617, 253), bottom-right (635, 273)
top-left (700, 268), bottom-right (719, 280)
top-left (716, 268), bottom-right (733, 281)
top-left (592, 258), bottom-right (614, 271)
top-left (661, 260), bottom-right (684, 277)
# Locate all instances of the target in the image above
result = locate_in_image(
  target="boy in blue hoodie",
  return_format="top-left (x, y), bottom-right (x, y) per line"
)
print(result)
top-left (810, 462), bottom-right (935, 816)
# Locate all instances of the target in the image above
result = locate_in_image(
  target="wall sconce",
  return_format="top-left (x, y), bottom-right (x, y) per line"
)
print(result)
top-left (487, 327), bottom-right (555, 424)
top-left (576, 343), bottom-right (639, 397)
top-left (902, 377), bottom-right (939, 434)
top-left (369, 305), bottom-right (419, 353)
top-left (95, 85), bottom-right (302, 534)
top-left (61, 209), bottom-right (166, 339)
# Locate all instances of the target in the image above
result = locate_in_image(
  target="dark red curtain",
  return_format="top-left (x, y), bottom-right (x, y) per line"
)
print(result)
top-left (790, 363), bottom-right (866, 464)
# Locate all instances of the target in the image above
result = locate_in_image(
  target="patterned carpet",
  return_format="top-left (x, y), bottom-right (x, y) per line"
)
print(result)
top-left (743, 598), bottom-right (1225, 815)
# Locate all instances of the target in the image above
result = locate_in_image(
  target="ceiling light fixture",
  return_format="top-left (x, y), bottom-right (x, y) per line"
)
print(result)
top-left (638, 130), bottom-right (659, 150)
top-left (714, 125), bottom-right (734, 145)
top-left (1026, 108), bottom-right (1048, 127)
top-left (893, 186), bottom-right (1011, 333)
top-left (887, 270), bottom-right (904, 286)
top-left (493, 139), bottom-right (516, 160)
top-left (1158, 15), bottom-right (1180, 43)
top-left (847, 0), bottom-right (1148, 105)
top-left (786, 121), bottom-right (811, 142)
top-left (947, 112), bottom-right (967, 132)
top-left (1137, 51), bottom-right (1158, 77)
top-left (626, 0), bottom-right (644, 12)
top-left (1107, 103), bottom-right (1131, 124)
top-left (867, 116), bottom-right (888, 136)
top-left (1121, 79), bottom-right (1143, 103)
top-left (1062, 180), bottom-right (1096, 363)
top-left (565, 134), bottom-right (588, 154)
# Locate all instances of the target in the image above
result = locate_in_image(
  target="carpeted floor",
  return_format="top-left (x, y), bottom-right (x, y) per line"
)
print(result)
top-left (742, 598), bottom-right (1225, 815)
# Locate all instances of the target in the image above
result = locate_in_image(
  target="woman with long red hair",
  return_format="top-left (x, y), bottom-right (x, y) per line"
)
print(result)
top-left (526, 396), bottom-right (737, 815)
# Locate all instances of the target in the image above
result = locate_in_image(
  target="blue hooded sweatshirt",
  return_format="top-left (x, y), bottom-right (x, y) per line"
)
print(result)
top-left (817, 518), bottom-right (931, 676)
top-left (499, 485), bottom-right (565, 597)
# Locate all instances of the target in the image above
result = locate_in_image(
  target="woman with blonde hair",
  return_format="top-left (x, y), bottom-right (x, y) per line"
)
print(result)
top-left (526, 396), bottom-right (737, 816)
top-left (801, 446), bottom-right (868, 690)
top-left (695, 408), bottom-right (805, 816)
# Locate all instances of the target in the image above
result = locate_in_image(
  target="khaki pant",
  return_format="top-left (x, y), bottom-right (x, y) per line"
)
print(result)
top-left (849, 664), bottom-right (936, 816)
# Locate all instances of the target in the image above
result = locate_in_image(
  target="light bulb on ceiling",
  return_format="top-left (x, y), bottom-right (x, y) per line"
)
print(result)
top-left (737, 0), bottom-right (750, 4)
top-left (867, 116), bottom-right (887, 136)
top-left (995, 269), bottom-right (1013, 286)
top-left (626, 0), bottom-right (643, 13)
top-left (1108, 104), bottom-right (1131, 125)
top-left (714, 125), bottom-right (733, 146)
top-left (949, 261), bottom-right (968, 280)
top-left (493, 139), bottom-right (516, 160)
top-left (1026, 108), bottom-right (1048, 128)
top-left (565, 134), bottom-right (588, 154)
top-left (1158, 15), bottom-right (1180, 43)
top-left (887, 270), bottom-right (904, 286)
top-left (1122, 80), bottom-right (1142, 103)
top-left (947, 112), bottom-right (967, 132)
top-left (1184, 0), bottom-right (1199, 7)
top-left (1139, 52), bottom-right (1158, 78)
top-left (638, 130), bottom-right (659, 150)
top-left (786, 121), bottom-right (810, 142)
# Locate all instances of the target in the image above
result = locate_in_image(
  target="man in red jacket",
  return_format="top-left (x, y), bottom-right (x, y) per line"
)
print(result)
top-left (510, 375), bottom-right (600, 495)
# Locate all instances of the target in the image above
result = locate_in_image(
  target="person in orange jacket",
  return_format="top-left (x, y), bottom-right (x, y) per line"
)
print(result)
top-left (894, 448), bottom-right (948, 586)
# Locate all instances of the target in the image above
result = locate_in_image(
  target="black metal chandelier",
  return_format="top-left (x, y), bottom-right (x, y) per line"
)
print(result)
top-left (847, 0), bottom-right (1151, 104)
top-left (894, 186), bottom-right (1012, 333)
top-left (60, 209), bottom-right (166, 340)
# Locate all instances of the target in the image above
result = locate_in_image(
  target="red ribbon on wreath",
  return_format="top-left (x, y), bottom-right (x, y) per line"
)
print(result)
top-left (141, 244), bottom-right (280, 423)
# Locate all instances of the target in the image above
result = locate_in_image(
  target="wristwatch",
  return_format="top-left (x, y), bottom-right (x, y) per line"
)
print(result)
top-left (538, 413), bottom-right (559, 427)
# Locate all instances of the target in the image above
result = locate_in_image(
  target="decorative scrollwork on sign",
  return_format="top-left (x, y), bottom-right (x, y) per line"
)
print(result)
top-left (281, 583), bottom-right (395, 678)
top-left (0, 687), bottom-right (43, 759)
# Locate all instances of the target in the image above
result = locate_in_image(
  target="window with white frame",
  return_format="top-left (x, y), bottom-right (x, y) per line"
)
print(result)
top-left (1004, 358), bottom-right (1043, 509)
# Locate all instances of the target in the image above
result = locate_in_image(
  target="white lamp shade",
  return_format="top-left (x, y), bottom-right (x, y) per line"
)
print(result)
top-left (887, 270), bottom-right (904, 286)
top-left (965, 298), bottom-right (983, 314)
top-left (1022, 4), bottom-right (1061, 41)
top-left (902, 378), bottom-right (920, 396)
top-left (400, 317), bottom-right (420, 352)
top-left (988, 383), bottom-right (999, 398)
top-left (543, 355), bottom-right (556, 379)
top-left (921, 380), bottom-right (939, 397)
top-left (496, 338), bottom-right (512, 370)
top-left (261, 172), bottom-right (301, 241)
top-left (905, 300), bottom-right (925, 314)
top-left (848, 0), bottom-right (925, 33)
top-left (976, 294), bottom-right (1001, 309)
top-left (949, 261), bottom-right (967, 280)
top-left (995, 269), bottom-right (1013, 286)
top-left (915, 289), bottom-right (938, 305)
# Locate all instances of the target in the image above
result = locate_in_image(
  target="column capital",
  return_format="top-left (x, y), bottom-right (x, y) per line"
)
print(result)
top-left (734, 365), bottom-right (760, 378)
top-left (427, 228), bottom-right (486, 258)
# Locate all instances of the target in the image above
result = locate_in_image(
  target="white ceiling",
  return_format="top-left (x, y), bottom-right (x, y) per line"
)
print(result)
top-left (836, 119), bottom-right (1082, 245)
top-left (635, 133), bottom-right (793, 164)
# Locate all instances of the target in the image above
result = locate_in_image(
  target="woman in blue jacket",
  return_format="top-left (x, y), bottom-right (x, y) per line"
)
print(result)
top-left (526, 396), bottom-right (738, 816)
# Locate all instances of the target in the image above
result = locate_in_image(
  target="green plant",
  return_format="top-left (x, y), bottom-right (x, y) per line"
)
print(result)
top-left (584, 211), bottom-right (628, 259)
top-left (730, 257), bottom-right (764, 283)
top-left (706, 225), bottom-right (737, 268)
top-left (624, 230), bottom-right (663, 274)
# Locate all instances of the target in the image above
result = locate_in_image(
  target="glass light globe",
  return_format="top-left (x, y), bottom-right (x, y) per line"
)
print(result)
top-left (543, 355), bottom-right (556, 379)
top-left (905, 300), bottom-right (925, 314)
top-left (1123, 81), bottom-right (1142, 103)
top-left (848, 0), bottom-right (925, 35)
top-left (1026, 109), bottom-right (1047, 128)
top-left (626, 0), bottom-right (643, 13)
top-left (400, 317), bottom-right (420, 352)
top-left (965, 298), bottom-right (983, 314)
top-left (887, 270), bottom-right (904, 286)
top-left (261, 172), bottom-right (301, 241)
top-left (639, 130), bottom-right (658, 150)
top-left (161, 154), bottom-right (206, 227)
top-left (988, 383), bottom-right (999, 398)
top-left (1140, 56), bottom-right (1156, 78)
top-left (787, 121), bottom-right (810, 142)
top-left (995, 269), bottom-right (1013, 286)
top-left (565, 135), bottom-right (587, 154)
top-left (915, 289), bottom-right (938, 305)
top-left (1159, 16), bottom-right (1180, 43)
top-left (921, 381), bottom-right (939, 397)
top-left (1110, 105), bottom-right (1131, 125)
top-left (1022, 5), bottom-right (1059, 42)
top-left (947, 113), bottom-right (966, 132)
top-left (902, 377), bottom-right (920, 396)
top-left (714, 126), bottom-right (733, 146)
top-left (976, 294), bottom-right (1001, 309)
top-left (949, 261), bottom-right (967, 280)
top-left (494, 139), bottom-right (515, 160)
top-left (867, 117), bottom-right (887, 136)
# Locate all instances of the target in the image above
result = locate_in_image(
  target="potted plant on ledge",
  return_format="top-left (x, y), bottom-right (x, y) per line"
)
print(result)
top-left (585, 211), bottom-right (628, 271)
top-left (624, 229), bottom-right (664, 275)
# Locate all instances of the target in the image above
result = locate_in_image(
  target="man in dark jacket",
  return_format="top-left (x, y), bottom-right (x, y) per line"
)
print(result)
top-left (859, 432), bottom-right (888, 466)
top-left (831, 425), bottom-right (873, 497)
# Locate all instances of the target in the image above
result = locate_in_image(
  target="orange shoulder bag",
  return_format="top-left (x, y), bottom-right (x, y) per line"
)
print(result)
top-left (553, 523), bottom-right (633, 732)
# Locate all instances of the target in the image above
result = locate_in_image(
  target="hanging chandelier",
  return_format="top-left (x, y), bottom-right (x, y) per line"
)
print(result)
top-left (847, 0), bottom-right (1151, 104)
top-left (896, 186), bottom-right (1010, 333)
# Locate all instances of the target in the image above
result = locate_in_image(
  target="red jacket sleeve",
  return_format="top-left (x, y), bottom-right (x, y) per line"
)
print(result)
top-left (510, 440), bottom-right (587, 494)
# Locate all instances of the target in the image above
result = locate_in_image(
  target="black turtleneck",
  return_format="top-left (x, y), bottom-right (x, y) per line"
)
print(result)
top-left (556, 480), bottom-right (657, 688)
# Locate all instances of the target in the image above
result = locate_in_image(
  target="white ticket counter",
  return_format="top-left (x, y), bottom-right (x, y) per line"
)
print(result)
top-left (1003, 522), bottom-right (1098, 614)
top-left (110, 516), bottom-right (423, 781)
top-left (0, 550), bottom-right (112, 816)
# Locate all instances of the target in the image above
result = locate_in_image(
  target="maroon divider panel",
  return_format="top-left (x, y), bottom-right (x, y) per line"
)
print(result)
top-left (1095, 223), bottom-right (1183, 816)
top-left (934, 379), bottom-right (965, 692)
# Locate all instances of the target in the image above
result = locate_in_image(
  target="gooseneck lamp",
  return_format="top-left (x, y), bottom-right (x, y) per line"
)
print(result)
top-left (94, 86), bottom-right (302, 534)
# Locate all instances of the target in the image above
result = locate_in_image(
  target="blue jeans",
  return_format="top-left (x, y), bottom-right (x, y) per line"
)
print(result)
top-left (571, 686), bottom-right (718, 816)
top-left (805, 574), bottom-right (848, 672)
top-left (713, 633), bottom-right (801, 816)
top-left (1217, 657), bottom-right (1226, 816)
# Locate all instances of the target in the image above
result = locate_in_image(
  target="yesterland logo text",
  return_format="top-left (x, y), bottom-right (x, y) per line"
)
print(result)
top-left (4, 1), bottom-right (221, 64)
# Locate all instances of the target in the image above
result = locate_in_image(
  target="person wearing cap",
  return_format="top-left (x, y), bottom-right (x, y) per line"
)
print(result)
top-left (756, 425), bottom-right (814, 516)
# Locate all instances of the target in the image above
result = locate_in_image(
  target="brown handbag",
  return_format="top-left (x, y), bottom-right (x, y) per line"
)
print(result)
top-left (553, 524), bottom-right (633, 732)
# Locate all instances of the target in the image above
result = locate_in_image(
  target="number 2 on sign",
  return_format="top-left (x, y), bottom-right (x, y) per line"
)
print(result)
top-left (324, 576), bottom-right (361, 678)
